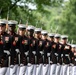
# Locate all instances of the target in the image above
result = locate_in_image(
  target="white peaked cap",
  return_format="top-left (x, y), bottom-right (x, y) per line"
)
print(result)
top-left (26, 25), bottom-right (35, 30)
top-left (0, 19), bottom-right (8, 24)
top-left (48, 33), bottom-right (55, 37)
top-left (61, 35), bottom-right (68, 39)
top-left (8, 20), bottom-right (18, 25)
top-left (41, 30), bottom-right (48, 35)
top-left (18, 24), bottom-right (26, 29)
top-left (35, 28), bottom-right (42, 32)
top-left (54, 34), bottom-right (61, 38)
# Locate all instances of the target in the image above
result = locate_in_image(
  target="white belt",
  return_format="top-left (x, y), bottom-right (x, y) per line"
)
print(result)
top-left (61, 54), bottom-right (63, 57)
top-left (32, 51), bottom-right (36, 55)
top-left (28, 63), bottom-right (32, 66)
top-left (20, 64), bottom-right (24, 67)
top-left (15, 49), bottom-right (20, 53)
top-left (55, 53), bottom-right (58, 56)
top-left (65, 54), bottom-right (69, 56)
top-left (40, 51), bottom-right (44, 55)
top-left (4, 50), bottom-right (10, 55)
top-left (75, 59), bottom-right (76, 61)
top-left (25, 51), bottom-right (28, 56)
top-left (47, 53), bottom-right (50, 57)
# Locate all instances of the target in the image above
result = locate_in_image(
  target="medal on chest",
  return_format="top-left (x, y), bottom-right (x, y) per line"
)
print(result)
top-left (22, 40), bottom-right (28, 45)
top-left (52, 44), bottom-right (56, 48)
top-left (39, 41), bottom-right (42, 46)
top-left (5, 37), bottom-right (9, 43)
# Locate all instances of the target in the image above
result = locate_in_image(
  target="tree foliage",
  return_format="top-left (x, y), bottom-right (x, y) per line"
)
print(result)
top-left (0, 0), bottom-right (63, 18)
top-left (0, 0), bottom-right (76, 43)
top-left (59, 0), bottom-right (76, 43)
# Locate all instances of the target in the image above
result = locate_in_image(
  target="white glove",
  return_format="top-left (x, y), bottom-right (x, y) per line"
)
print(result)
top-left (25, 52), bottom-right (28, 56)
top-left (15, 49), bottom-right (19, 53)
top-left (10, 65), bottom-right (14, 68)
top-left (55, 53), bottom-right (58, 56)
top-left (70, 63), bottom-right (74, 66)
top-left (62, 63), bottom-right (65, 65)
top-left (36, 64), bottom-right (39, 67)
top-left (50, 61), bottom-right (53, 64)
top-left (32, 51), bottom-right (36, 55)
top-left (44, 64), bottom-right (47, 66)
top-left (61, 54), bottom-right (63, 57)
top-left (20, 64), bottom-right (24, 67)
top-left (28, 63), bottom-right (32, 66)
top-left (4, 50), bottom-right (10, 55)
top-left (47, 53), bottom-right (50, 57)
top-left (57, 63), bottom-right (60, 65)
top-left (40, 51), bottom-right (44, 55)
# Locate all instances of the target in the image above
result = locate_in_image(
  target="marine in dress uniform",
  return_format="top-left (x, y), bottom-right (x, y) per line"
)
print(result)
top-left (50, 34), bottom-right (61, 75)
top-left (26, 25), bottom-right (37, 75)
top-left (61, 35), bottom-right (71, 64)
top-left (48, 33), bottom-right (54, 42)
top-left (41, 30), bottom-right (50, 64)
top-left (41, 30), bottom-right (51, 75)
top-left (48, 33), bottom-right (55, 63)
top-left (0, 19), bottom-right (12, 75)
top-left (34, 28), bottom-right (44, 75)
top-left (18, 24), bottom-right (29, 75)
top-left (34, 28), bottom-right (44, 64)
top-left (8, 20), bottom-right (21, 75)
top-left (26, 25), bottom-right (36, 64)
top-left (69, 44), bottom-right (76, 75)
top-left (48, 33), bottom-right (55, 75)
top-left (54, 34), bottom-right (64, 75)
top-left (61, 35), bottom-right (71, 75)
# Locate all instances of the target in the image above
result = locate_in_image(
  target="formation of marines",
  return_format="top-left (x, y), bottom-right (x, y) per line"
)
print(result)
top-left (0, 19), bottom-right (76, 75)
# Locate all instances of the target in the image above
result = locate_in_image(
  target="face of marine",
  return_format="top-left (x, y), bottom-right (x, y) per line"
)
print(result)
top-left (48, 37), bottom-right (54, 42)
top-left (18, 29), bottom-right (26, 36)
top-left (41, 34), bottom-right (47, 40)
top-left (61, 39), bottom-right (67, 44)
top-left (54, 37), bottom-right (60, 43)
top-left (8, 26), bottom-right (16, 32)
top-left (35, 32), bottom-right (41, 39)
top-left (27, 29), bottom-right (34, 37)
top-left (71, 47), bottom-right (76, 53)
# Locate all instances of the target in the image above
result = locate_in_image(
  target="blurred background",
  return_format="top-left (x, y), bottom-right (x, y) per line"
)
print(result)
top-left (0, 0), bottom-right (76, 43)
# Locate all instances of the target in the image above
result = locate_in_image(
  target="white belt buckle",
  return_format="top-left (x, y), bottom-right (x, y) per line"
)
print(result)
top-left (61, 54), bottom-right (63, 57)
top-left (32, 51), bottom-right (36, 55)
top-left (47, 53), bottom-right (50, 57)
top-left (40, 51), bottom-right (43, 55)
top-left (65, 54), bottom-right (69, 56)
top-left (4, 50), bottom-right (10, 55)
top-left (28, 63), bottom-right (32, 66)
top-left (25, 51), bottom-right (28, 56)
top-left (55, 53), bottom-right (58, 56)
top-left (15, 49), bottom-right (19, 53)
top-left (75, 59), bottom-right (76, 61)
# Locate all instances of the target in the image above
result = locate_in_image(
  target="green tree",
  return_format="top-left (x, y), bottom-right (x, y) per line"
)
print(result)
top-left (0, 0), bottom-right (63, 20)
top-left (59, 0), bottom-right (76, 43)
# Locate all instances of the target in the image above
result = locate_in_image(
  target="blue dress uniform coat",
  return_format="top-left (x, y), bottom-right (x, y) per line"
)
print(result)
top-left (36, 38), bottom-right (45, 64)
top-left (10, 33), bottom-right (21, 65)
top-left (28, 36), bottom-right (37, 64)
top-left (0, 32), bottom-right (12, 67)
top-left (51, 42), bottom-right (58, 64)
top-left (43, 39), bottom-right (51, 64)
top-left (62, 44), bottom-right (71, 64)
top-left (20, 35), bottom-right (29, 65)
top-left (56, 43), bottom-right (64, 64)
